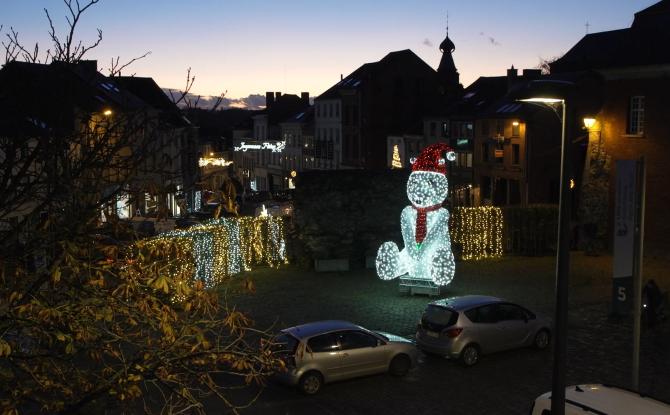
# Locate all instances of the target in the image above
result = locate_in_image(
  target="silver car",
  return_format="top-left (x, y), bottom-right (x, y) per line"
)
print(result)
top-left (415, 295), bottom-right (551, 366)
top-left (273, 320), bottom-right (418, 394)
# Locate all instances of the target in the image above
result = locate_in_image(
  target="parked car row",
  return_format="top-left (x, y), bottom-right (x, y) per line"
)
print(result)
top-left (273, 295), bottom-right (550, 394)
top-left (272, 295), bottom-right (670, 413)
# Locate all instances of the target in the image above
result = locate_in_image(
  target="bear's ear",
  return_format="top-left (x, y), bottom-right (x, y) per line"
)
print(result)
top-left (409, 157), bottom-right (417, 165)
top-left (446, 151), bottom-right (457, 162)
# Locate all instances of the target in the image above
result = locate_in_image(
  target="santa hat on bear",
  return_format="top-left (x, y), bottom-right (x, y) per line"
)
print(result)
top-left (410, 143), bottom-right (456, 175)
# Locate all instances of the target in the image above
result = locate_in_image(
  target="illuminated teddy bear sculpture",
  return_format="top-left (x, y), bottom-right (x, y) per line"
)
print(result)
top-left (376, 143), bottom-right (457, 286)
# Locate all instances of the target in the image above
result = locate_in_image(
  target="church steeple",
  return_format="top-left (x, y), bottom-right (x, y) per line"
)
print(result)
top-left (437, 15), bottom-right (460, 91)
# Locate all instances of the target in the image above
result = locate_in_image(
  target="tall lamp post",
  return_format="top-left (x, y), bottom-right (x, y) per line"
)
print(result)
top-left (515, 80), bottom-right (574, 415)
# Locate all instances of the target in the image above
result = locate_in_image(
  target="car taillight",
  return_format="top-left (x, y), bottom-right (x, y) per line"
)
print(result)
top-left (445, 328), bottom-right (463, 338)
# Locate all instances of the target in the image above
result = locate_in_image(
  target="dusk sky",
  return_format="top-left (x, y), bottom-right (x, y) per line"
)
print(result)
top-left (1, 0), bottom-right (658, 103)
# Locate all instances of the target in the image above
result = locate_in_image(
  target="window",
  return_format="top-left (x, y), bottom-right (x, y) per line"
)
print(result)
top-left (335, 103), bottom-right (340, 117)
top-left (628, 96), bottom-right (644, 135)
top-left (481, 120), bottom-right (490, 137)
top-left (273, 333), bottom-right (299, 355)
top-left (495, 145), bottom-right (504, 163)
top-left (329, 103), bottom-right (333, 118)
top-left (465, 305), bottom-right (499, 323)
top-left (429, 122), bottom-right (436, 136)
top-left (352, 106), bottom-right (359, 124)
top-left (512, 122), bottom-right (520, 137)
top-left (337, 331), bottom-right (378, 350)
top-left (422, 305), bottom-right (458, 330)
top-left (307, 333), bottom-right (340, 353)
top-left (512, 144), bottom-right (520, 165)
top-left (498, 304), bottom-right (527, 321)
top-left (481, 143), bottom-right (489, 162)
top-left (442, 122), bottom-right (449, 137)
top-left (496, 120), bottom-right (504, 136)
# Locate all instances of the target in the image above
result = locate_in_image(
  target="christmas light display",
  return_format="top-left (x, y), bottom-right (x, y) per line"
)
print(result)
top-left (143, 216), bottom-right (288, 287)
top-left (234, 140), bottom-right (286, 153)
top-left (450, 207), bottom-right (503, 260)
top-left (376, 143), bottom-right (457, 286)
top-left (198, 157), bottom-right (234, 167)
top-left (391, 144), bottom-right (402, 168)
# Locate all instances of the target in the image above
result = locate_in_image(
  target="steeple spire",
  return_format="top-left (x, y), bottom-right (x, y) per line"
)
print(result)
top-left (437, 13), bottom-right (459, 91)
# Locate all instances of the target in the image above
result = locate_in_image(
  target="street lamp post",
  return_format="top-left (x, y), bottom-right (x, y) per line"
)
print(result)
top-left (517, 80), bottom-right (574, 415)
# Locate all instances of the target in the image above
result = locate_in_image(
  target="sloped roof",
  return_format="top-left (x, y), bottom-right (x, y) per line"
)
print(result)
top-left (552, 0), bottom-right (670, 72)
top-left (317, 49), bottom-right (436, 100)
top-left (443, 76), bottom-right (508, 118)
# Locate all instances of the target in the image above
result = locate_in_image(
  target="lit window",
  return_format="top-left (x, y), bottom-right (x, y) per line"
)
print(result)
top-left (628, 96), bottom-right (644, 135)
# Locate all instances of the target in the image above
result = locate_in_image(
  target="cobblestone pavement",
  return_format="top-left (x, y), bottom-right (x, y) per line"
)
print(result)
top-left (220, 254), bottom-right (670, 415)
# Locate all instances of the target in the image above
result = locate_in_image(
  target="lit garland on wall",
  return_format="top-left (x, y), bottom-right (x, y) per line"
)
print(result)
top-left (142, 216), bottom-right (288, 287)
top-left (450, 207), bottom-right (503, 260)
top-left (376, 143), bottom-right (457, 286)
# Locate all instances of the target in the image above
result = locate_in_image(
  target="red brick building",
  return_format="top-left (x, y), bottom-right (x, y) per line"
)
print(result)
top-left (552, 0), bottom-right (670, 255)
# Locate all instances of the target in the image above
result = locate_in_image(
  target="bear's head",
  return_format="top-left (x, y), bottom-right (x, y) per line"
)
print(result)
top-left (407, 143), bottom-right (455, 208)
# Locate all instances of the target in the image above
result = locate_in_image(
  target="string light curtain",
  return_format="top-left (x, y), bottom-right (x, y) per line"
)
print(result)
top-left (450, 207), bottom-right (503, 260)
top-left (142, 216), bottom-right (288, 287)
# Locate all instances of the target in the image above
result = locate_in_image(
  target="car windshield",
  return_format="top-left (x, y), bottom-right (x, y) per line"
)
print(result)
top-left (373, 332), bottom-right (389, 341)
top-left (423, 305), bottom-right (457, 326)
top-left (273, 332), bottom-right (299, 355)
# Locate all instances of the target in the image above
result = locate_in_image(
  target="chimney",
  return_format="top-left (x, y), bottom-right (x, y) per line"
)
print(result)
top-left (78, 60), bottom-right (98, 73)
top-left (507, 65), bottom-right (518, 92)
top-left (265, 92), bottom-right (275, 108)
top-left (275, 92), bottom-right (282, 101)
top-left (301, 92), bottom-right (310, 106)
top-left (341, 74), bottom-right (343, 81)
top-left (522, 69), bottom-right (542, 79)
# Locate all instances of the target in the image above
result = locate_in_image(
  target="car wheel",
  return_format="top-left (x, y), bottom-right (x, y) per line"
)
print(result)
top-left (389, 354), bottom-right (411, 377)
top-left (460, 344), bottom-right (480, 367)
top-left (534, 329), bottom-right (551, 350)
top-left (298, 371), bottom-right (323, 395)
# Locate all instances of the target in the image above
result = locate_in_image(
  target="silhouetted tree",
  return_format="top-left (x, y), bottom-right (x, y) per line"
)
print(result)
top-left (0, 2), bottom-right (283, 414)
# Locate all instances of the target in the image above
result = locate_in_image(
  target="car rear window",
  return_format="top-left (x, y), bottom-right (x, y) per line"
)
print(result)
top-left (273, 333), bottom-right (299, 355)
top-left (422, 305), bottom-right (458, 330)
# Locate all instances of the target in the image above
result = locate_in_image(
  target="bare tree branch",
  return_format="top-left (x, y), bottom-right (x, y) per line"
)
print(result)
top-left (169, 68), bottom-right (195, 106)
top-left (210, 91), bottom-right (228, 112)
top-left (107, 51), bottom-right (151, 77)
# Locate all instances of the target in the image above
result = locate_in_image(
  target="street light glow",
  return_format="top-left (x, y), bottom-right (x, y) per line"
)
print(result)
top-left (583, 117), bottom-right (596, 129)
top-left (519, 97), bottom-right (563, 103)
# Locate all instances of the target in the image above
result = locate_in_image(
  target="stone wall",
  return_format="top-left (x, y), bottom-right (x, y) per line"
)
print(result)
top-left (291, 170), bottom-right (409, 267)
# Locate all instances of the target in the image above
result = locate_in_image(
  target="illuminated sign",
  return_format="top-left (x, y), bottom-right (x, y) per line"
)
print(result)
top-left (234, 140), bottom-right (286, 153)
top-left (198, 157), bottom-right (234, 167)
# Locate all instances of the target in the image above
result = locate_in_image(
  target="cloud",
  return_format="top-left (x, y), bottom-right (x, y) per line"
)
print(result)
top-left (479, 32), bottom-right (501, 46)
top-left (422, 38), bottom-right (433, 47)
top-left (161, 89), bottom-right (266, 110)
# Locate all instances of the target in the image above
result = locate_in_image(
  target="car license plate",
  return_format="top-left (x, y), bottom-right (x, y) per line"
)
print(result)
top-left (426, 330), bottom-right (439, 338)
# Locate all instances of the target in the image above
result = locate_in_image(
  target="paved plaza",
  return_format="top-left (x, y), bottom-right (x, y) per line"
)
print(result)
top-left (224, 253), bottom-right (670, 415)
